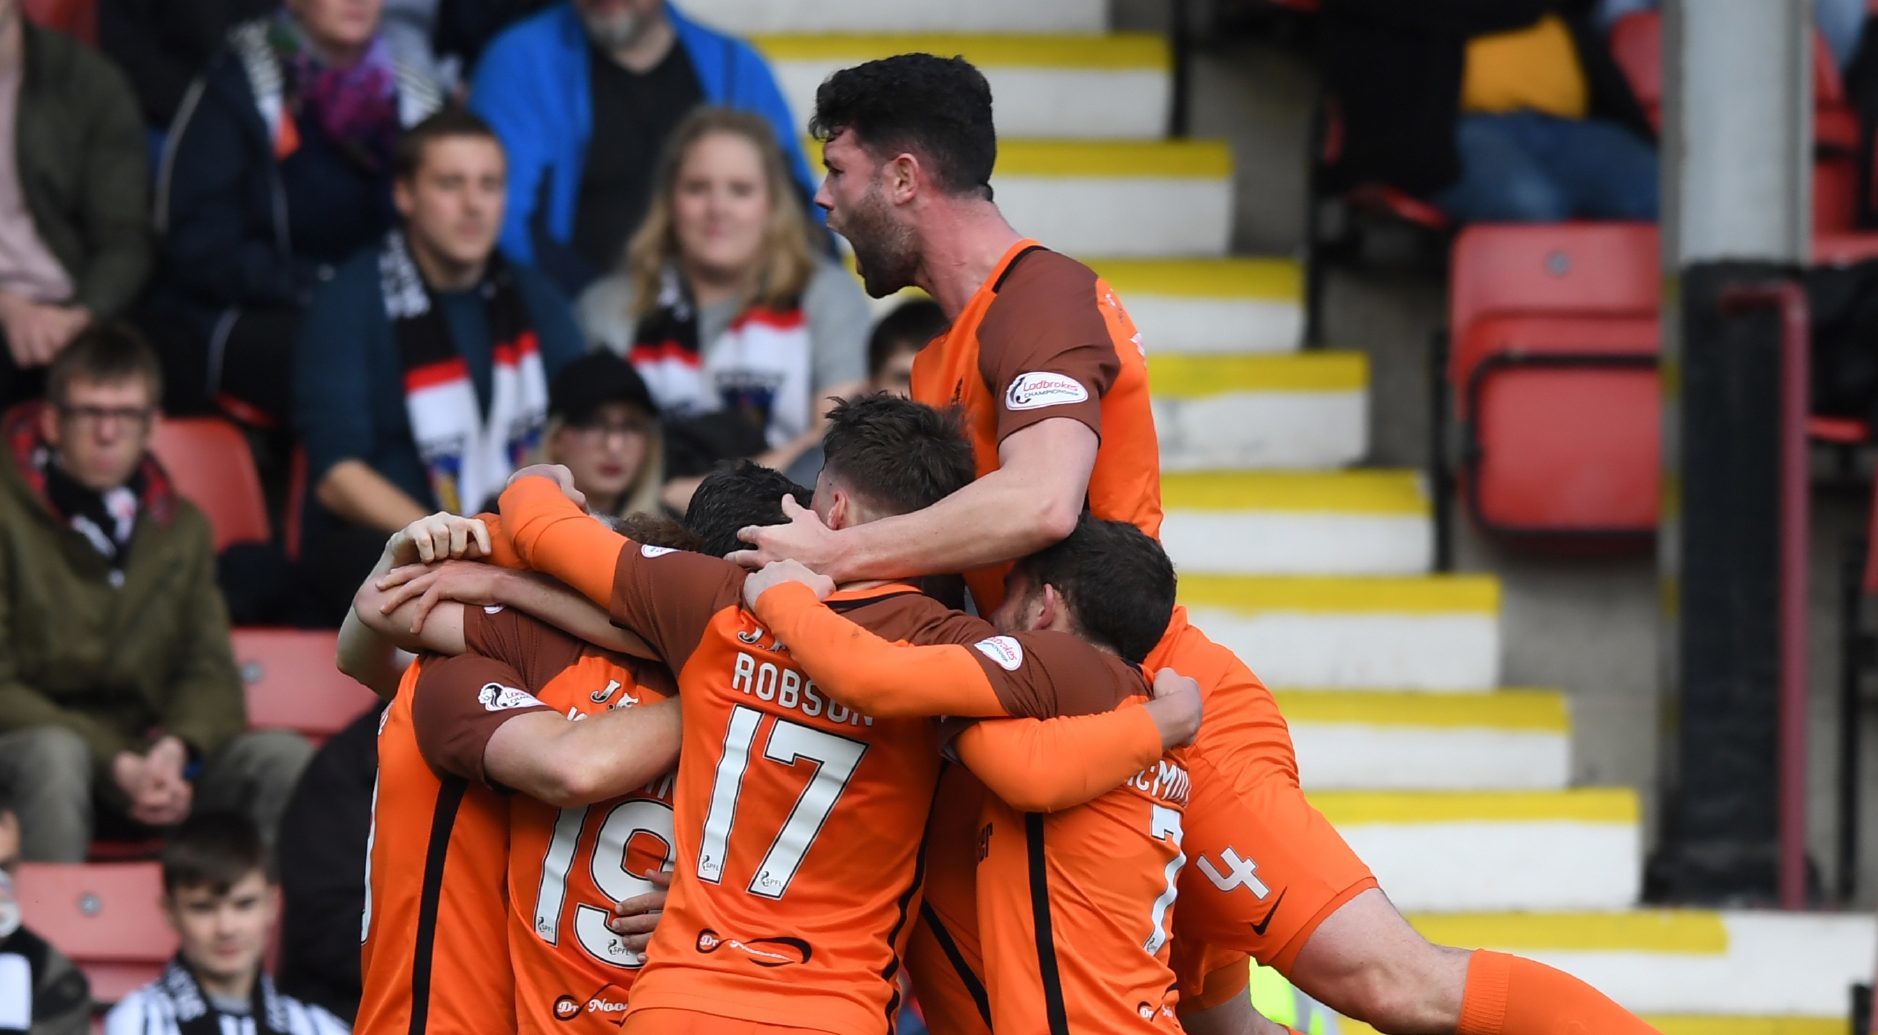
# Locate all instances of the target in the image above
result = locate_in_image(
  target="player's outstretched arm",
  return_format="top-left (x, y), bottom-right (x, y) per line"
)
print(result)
top-left (952, 668), bottom-right (1204, 812)
top-left (732, 418), bottom-right (1096, 582)
top-left (745, 576), bottom-right (1011, 718)
top-left (338, 512), bottom-right (495, 697)
top-left (482, 700), bottom-right (682, 807)
top-left (370, 559), bottom-right (659, 660)
top-left (499, 468), bottom-right (628, 609)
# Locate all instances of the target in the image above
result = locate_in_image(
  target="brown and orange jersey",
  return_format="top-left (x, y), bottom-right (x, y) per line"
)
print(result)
top-left (357, 655), bottom-right (514, 1035)
top-left (404, 606), bottom-right (681, 1034)
top-left (910, 239), bottom-right (1162, 614)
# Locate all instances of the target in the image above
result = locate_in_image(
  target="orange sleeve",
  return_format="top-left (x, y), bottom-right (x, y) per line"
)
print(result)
top-left (751, 582), bottom-right (1010, 718)
top-left (472, 513), bottom-right (526, 571)
top-left (953, 705), bottom-right (1162, 813)
top-left (496, 477), bottom-right (625, 607)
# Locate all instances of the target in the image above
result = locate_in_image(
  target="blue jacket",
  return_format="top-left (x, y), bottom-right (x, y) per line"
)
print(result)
top-left (469, 2), bottom-right (815, 269)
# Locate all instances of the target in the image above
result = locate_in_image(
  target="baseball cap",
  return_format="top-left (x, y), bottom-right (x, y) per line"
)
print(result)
top-left (550, 352), bottom-right (661, 425)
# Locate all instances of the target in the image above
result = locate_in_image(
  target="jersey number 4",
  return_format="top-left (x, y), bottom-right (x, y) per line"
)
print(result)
top-left (697, 705), bottom-right (867, 899)
top-left (533, 798), bottom-right (677, 969)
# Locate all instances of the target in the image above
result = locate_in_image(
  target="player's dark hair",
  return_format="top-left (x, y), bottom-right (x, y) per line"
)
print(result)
top-left (46, 321), bottom-right (162, 408)
top-left (820, 394), bottom-right (974, 517)
top-left (685, 461), bottom-right (813, 558)
top-left (866, 298), bottom-right (946, 380)
top-left (161, 812), bottom-right (275, 895)
top-left (394, 104), bottom-right (502, 182)
top-left (1013, 515), bottom-right (1175, 666)
top-left (810, 54), bottom-right (996, 199)
top-left (615, 512), bottom-right (704, 553)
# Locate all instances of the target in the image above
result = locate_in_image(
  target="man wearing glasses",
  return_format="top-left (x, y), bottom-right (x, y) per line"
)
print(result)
top-left (0, 325), bottom-right (312, 862)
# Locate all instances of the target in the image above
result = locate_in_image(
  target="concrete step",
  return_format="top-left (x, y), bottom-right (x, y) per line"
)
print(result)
top-left (858, 257), bottom-right (1303, 354)
top-left (756, 34), bottom-right (1169, 140)
top-left (1180, 575), bottom-right (1502, 691)
top-left (1152, 352), bottom-right (1365, 471)
top-left (1394, 911), bottom-right (1874, 1019)
top-left (1277, 689), bottom-right (1571, 791)
top-left (816, 138), bottom-right (1235, 256)
top-left (1315, 789), bottom-right (1642, 912)
top-left (1162, 471), bottom-right (1429, 575)
top-left (684, 0), bottom-right (1107, 35)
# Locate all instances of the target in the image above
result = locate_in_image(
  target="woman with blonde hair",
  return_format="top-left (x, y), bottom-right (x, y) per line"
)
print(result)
top-left (579, 106), bottom-right (868, 511)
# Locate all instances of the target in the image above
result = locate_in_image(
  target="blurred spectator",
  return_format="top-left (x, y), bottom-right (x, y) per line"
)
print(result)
top-left (148, 0), bottom-right (443, 425)
top-left (1596, 0), bottom-right (1866, 71)
top-left (469, 0), bottom-right (813, 293)
top-left (97, 0), bottom-right (273, 133)
top-left (103, 813), bottom-right (349, 1035)
top-left (0, 793), bottom-right (91, 1035)
top-left (276, 706), bottom-right (382, 1023)
top-left (781, 298), bottom-right (945, 487)
top-left (579, 106), bottom-right (866, 512)
top-left (0, 326), bottom-right (312, 862)
top-left (0, 0), bottom-right (151, 409)
top-left (293, 107), bottom-right (582, 618)
top-left (434, 0), bottom-right (551, 78)
top-left (532, 351), bottom-right (664, 520)
top-left (1322, 0), bottom-right (1657, 223)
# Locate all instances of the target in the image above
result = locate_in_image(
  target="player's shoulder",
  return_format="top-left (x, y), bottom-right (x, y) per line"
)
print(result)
top-left (993, 247), bottom-right (1101, 304)
top-left (981, 628), bottom-right (1146, 688)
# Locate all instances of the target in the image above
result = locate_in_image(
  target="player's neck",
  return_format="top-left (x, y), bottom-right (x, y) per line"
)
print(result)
top-left (914, 201), bottom-right (1025, 320)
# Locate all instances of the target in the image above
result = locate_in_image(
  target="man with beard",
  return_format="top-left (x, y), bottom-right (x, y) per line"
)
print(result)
top-left (470, 0), bottom-right (812, 293)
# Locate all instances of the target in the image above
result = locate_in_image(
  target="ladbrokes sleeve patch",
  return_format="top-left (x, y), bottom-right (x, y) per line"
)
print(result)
top-left (478, 682), bottom-right (545, 712)
top-left (974, 636), bottom-right (1025, 671)
top-left (1005, 372), bottom-right (1091, 411)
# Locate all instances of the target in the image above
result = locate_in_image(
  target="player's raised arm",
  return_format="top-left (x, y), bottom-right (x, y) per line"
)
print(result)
top-left (498, 467), bottom-right (627, 608)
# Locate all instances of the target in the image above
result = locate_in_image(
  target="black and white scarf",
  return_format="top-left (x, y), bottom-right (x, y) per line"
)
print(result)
top-left (41, 451), bottom-right (141, 585)
top-left (155, 956), bottom-right (292, 1035)
top-left (105, 956), bottom-right (350, 1035)
top-left (628, 266), bottom-right (813, 448)
top-left (380, 230), bottom-right (548, 515)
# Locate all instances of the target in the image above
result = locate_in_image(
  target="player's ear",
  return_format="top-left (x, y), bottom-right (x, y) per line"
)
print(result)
top-left (1035, 584), bottom-right (1063, 633)
top-left (828, 490), bottom-right (851, 532)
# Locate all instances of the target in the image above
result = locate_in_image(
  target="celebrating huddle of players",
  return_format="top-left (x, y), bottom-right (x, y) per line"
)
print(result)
top-left (342, 52), bottom-right (1657, 1035)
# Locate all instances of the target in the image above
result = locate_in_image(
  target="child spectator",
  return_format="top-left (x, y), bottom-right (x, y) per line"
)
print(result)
top-left (103, 813), bottom-right (348, 1035)
top-left (864, 298), bottom-right (946, 399)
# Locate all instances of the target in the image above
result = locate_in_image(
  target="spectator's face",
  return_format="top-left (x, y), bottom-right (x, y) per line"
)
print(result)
top-left (290, 0), bottom-right (382, 58)
top-left (550, 401), bottom-right (653, 509)
top-left (397, 135), bottom-right (507, 271)
top-left (817, 130), bottom-right (916, 298)
top-left (0, 810), bottom-right (17, 879)
top-left (40, 377), bottom-right (156, 493)
top-left (869, 345), bottom-right (919, 399)
top-left (164, 872), bottom-right (277, 989)
top-left (576, 0), bottom-right (663, 51)
top-left (672, 131), bottom-right (771, 281)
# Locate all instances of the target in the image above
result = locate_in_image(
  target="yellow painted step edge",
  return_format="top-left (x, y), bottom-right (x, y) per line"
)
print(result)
top-left (1311, 788), bottom-right (1640, 826)
top-left (1180, 575), bottom-right (1502, 615)
top-left (839, 254), bottom-right (1301, 301)
top-left (1343, 1020), bottom-right (1838, 1035)
top-left (808, 137), bottom-right (1233, 178)
top-left (1151, 351), bottom-right (1366, 396)
top-left (1163, 471), bottom-right (1424, 516)
top-left (1272, 689), bottom-right (1568, 732)
top-left (753, 32), bottom-right (1169, 70)
top-left (1400, 911), bottom-right (1729, 955)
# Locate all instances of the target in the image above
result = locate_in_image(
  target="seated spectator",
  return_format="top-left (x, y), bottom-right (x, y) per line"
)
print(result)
top-left (1597, 0), bottom-right (1867, 71)
top-left (0, 326), bottom-right (313, 862)
top-left (103, 813), bottom-right (349, 1035)
top-left (97, 0), bottom-right (273, 134)
top-left (579, 107), bottom-right (867, 512)
top-left (469, 0), bottom-right (813, 293)
top-left (0, 792), bottom-right (90, 1035)
top-left (293, 107), bottom-right (583, 619)
top-left (275, 706), bottom-right (382, 1023)
top-left (0, 0), bottom-right (151, 408)
top-left (781, 298), bottom-right (945, 486)
top-left (1322, 0), bottom-right (1657, 223)
top-left (532, 351), bottom-right (665, 520)
top-left (148, 0), bottom-right (443, 425)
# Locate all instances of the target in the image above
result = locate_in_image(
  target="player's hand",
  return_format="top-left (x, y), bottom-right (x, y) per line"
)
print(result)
top-left (740, 559), bottom-right (836, 611)
top-left (1145, 668), bottom-right (1203, 749)
top-left (726, 495), bottom-right (842, 573)
top-left (506, 463), bottom-right (587, 511)
top-left (377, 559), bottom-right (505, 633)
top-left (606, 869), bottom-right (671, 961)
top-left (389, 512), bottom-right (491, 566)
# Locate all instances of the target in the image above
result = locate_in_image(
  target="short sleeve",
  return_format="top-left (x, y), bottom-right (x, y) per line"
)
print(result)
top-left (607, 545), bottom-right (745, 676)
top-left (959, 629), bottom-right (1140, 719)
top-left (976, 253), bottom-right (1122, 444)
top-left (462, 605), bottom-right (586, 687)
top-left (411, 652), bottom-right (554, 784)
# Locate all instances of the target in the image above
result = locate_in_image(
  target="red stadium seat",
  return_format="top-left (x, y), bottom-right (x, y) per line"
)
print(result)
top-left (21, 0), bottom-right (95, 44)
top-left (1444, 223), bottom-right (1661, 542)
top-left (14, 862), bottom-right (175, 1004)
top-left (149, 418), bottom-right (271, 553)
top-left (232, 628), bottom-right (379, 740)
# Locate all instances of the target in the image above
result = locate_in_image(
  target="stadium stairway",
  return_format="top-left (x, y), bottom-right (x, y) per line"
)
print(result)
top-left (687, 0), bottom-right (1874, 1027)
